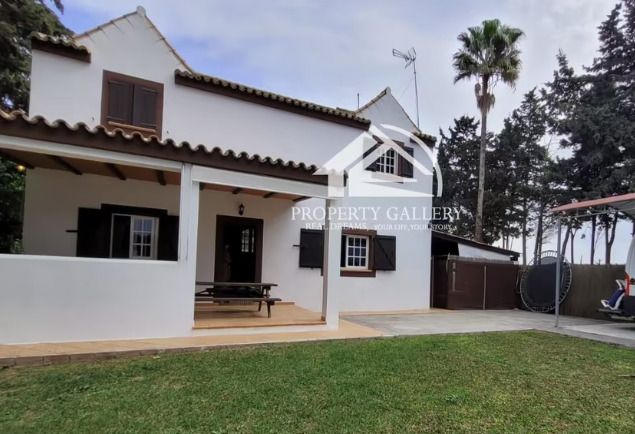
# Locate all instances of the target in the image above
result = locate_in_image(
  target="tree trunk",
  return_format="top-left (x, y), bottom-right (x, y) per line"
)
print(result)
top-left (474, 77), bottom-right (489, 242)
top-left (570, 229), bottom-right (576, 264)
top-left (522, 218), bottom-right (527, 266)
top-left (590, 215), bottom-right (596, 264)
top-left (521, 199), bottom-right (527, 266)
top-left (561, 226), bottom-right (571, 261)
top-left (605, 212), bottom-right (618, 265)
top-left (533, 204), bottom-right (544, 263)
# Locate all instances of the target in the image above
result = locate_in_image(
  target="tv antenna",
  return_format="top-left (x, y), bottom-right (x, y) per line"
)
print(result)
top-left (392, 47), bottom-right (419, 128)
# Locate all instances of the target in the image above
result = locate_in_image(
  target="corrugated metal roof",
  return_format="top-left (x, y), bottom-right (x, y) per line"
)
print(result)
top-left (551, 193), bottom-right (635, 219)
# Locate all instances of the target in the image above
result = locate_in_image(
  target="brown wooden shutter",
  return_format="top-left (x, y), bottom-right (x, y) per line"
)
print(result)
top-left (132, 84), bottom-right (159, 130)
top-left (299, 229), bottom-right (324, 268)
top-left (363, 142), bottom-right (380, 172)
top-left (399, 146), bottom-right (415, 178)
top-left (76, 208), bottom-right (111, 258)
top-left (373, 235), bottom-right (396, 270)
top-left (106, 80), bottom-right (133, 124)
top-left (341, 235), bottom-right (347, 267)
top-left (158, 215), bottom-right (179, 261)
top-left (111, 214), bottom-right (131, 258)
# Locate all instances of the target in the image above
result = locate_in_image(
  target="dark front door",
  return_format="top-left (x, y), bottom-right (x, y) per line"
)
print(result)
top-left (214, 216), bottom-right (263, 283)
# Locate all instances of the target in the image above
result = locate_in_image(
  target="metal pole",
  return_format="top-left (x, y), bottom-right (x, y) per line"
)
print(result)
top-left (413, 60), bottom-right (420, 128)
top-left (555, 216), bottom-right (562, 328)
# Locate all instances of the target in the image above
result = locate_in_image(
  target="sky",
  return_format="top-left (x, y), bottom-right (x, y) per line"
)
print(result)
top-left (51, 0), bottom-right (632, 263)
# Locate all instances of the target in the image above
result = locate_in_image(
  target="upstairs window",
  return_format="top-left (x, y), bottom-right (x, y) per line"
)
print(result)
top-left (101, 70), bottom-right (163, 137)
top-left (364, 140), bottom-right (414, 178)
top-left (376, 148), bottom-right (397, 175)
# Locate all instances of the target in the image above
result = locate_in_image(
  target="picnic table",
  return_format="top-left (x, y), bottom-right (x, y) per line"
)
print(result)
top-left (195, 282), bottom-right (280, 318)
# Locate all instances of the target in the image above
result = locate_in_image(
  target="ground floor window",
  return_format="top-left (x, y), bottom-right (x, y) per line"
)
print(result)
top-left (111, 214), bottom-right (159, 259)
top-left (343, 235), bottom-right (369, 270)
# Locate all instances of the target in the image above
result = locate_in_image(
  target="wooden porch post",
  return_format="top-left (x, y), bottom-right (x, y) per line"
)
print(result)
top-left (322, 198), bottom-right (341, 327)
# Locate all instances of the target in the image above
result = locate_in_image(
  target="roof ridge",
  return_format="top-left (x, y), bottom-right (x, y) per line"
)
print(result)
top-left (356, 87), bottom-right (389, 113)
top-left (72, 10), bottom-right (137, 39)
top-left (358, 87), bottom-right (436, 145)
top-left (73, 7), bottom-right (193, 72)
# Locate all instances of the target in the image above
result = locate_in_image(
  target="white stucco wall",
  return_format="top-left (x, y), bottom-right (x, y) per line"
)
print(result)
top-left (28, 11), bottom-right (361, 166)
top-left (16, 8), bottom-right (436, 340)
top-left (21, 167), bottom-right (431, 314)
top-left (0, 256), bottom-right (193, 344)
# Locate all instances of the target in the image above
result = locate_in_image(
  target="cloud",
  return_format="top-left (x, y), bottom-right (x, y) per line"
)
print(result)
top-left (62, 0), bottom-right (628, 262)
top-left (63, 0), bottom-right (614, 135)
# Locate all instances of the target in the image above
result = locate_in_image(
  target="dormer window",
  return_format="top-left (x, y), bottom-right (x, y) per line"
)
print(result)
top-left (365, 140), bottom-right (415, 178)
top-left (101, 70), bottom-right (163, 137)
top-left (376, 148), bottom-right (397, 174)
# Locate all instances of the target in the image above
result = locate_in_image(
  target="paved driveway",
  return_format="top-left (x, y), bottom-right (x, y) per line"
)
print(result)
top-left (343, 309), bottom-right (635, 348)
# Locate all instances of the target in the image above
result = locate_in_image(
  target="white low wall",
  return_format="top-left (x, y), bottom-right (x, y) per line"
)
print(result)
top-left (0, 255), bottom-right (193, 344)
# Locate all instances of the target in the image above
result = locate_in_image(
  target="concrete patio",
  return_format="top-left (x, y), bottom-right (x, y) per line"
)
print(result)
top-left (344, 309), bottom-right (635, 348)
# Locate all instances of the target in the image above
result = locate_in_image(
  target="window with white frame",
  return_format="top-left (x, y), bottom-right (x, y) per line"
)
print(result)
top-left (343, 235), bottom-right (369, 269)
top-left (376, 148), bottom-right (397, 174)
top-left (111, 214), bottom-right (159, 259)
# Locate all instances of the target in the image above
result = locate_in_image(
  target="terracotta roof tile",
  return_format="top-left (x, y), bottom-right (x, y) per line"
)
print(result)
top-left (175, 70), bottom-right (371, 129)
top-left (30, 32), bottom-right (91, 62)
top-left (0, 111), bottom-right (326, 185)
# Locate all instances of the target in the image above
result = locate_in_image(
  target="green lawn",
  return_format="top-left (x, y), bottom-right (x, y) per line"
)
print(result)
top-left (1, 332), bottom-right (634, 433)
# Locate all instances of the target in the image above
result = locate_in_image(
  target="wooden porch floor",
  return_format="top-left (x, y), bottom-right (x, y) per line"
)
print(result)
top-left (193, 302), bottom-right (324, 329)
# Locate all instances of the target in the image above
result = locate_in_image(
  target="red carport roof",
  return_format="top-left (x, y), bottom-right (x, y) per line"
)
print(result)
top-left (551, 192), bottom-right (635, 219)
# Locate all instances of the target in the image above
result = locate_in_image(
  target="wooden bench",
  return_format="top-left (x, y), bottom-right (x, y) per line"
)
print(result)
top-left (195, 282), bottom-right (281, 318)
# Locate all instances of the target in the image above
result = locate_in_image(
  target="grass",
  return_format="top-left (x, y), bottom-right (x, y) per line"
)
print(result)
top-left (1, 331), bottom-right (635, 433)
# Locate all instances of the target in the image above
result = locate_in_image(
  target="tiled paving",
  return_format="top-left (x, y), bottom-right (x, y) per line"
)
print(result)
top-left (0, 319), bottom-right (383, 368)
top-left (194, 303), bottom-right (324, 329)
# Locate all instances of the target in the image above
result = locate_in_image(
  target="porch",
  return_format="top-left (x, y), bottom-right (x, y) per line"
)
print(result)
top-left (193, 302), bottom-right (324, 329)
top-left (0, 111), bottom-right (345, 344)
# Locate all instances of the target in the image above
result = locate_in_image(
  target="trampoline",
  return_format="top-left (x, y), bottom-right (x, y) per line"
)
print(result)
top-left (520, 251), bottom-right (572, 312)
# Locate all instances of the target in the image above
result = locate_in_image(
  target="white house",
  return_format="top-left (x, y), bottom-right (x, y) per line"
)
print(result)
top-left (0, 7), bottom-right (436, 344)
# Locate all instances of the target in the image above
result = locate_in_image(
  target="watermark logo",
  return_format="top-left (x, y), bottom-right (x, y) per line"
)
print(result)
top-left (314, 124), bottom-right (443, 198)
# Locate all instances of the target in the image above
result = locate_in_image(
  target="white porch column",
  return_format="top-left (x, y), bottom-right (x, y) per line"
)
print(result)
top-left (178, 163), bottom-right (200, 279)
top-left (322, 198), bottom-right (341, 327)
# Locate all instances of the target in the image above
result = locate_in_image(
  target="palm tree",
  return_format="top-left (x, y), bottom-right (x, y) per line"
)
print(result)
top-left (453, 19), bottom-right (524, 242)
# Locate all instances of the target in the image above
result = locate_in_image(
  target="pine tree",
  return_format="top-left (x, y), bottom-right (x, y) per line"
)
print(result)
top-left (0, 0), bottom-right (70, 110)
top-left (542, 1), bottom-right (635, 263)
top-left (0, 0), bottom-right (68, 252)
top-left (495, 89), bottom-right (549, 264)
top-left (434, 116), bottom-right (481, 239)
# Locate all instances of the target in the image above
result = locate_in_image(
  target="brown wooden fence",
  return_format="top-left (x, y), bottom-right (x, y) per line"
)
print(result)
top-left (431, 256), bottom-right (520, 310)
top-left (560, 264), bottom-right (625, 319)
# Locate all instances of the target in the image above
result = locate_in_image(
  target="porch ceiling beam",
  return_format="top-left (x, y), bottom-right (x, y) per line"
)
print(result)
top-left (263, 192), bottom-right (276, 198)
top-left (232, 187), bottom-right (242, 195)
top-left (105, 163), bottom-right (126, 181)
top-left (0, 149), bottom-right (34, 169)
top-left (156, 170), bottom-right (167, 186)
top-left (49, 155), bottom-right (82, 175)
top-left (0, 134), bottom-right (182, 172)
top-left (293, 196), bottom-right (309, 202)
top-left (191, 166), bottom-right (329, 199)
